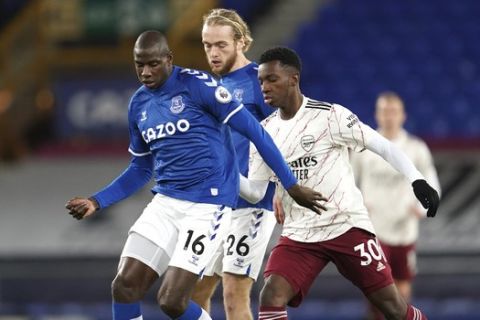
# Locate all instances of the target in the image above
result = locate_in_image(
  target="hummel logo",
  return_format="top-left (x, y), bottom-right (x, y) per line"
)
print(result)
top-left (140, 111), bottom-right (147, 121)
top-left (377, 261), bottom-right (386, 272)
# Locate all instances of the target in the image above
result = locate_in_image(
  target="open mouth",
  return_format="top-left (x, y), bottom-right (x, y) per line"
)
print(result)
top-left (210, 60), bottom-right (222, 68)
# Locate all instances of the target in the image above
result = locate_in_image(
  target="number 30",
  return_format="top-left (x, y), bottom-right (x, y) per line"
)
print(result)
top-left (354, 239), bottom-right (384, 266)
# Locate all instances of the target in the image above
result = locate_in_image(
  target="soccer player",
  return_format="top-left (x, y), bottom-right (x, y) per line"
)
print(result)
top-left (240, 47), bottom-right (440, 320)
top-left (191, 9), bottom-right (277, 320)
top-left (65, 33), bottom-right (326, 320)
top-left (351, 92), bottom-right (441, 320)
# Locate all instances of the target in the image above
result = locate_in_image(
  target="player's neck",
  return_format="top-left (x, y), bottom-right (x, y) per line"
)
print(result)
top-left (279, 91), bottom-right (303, 120)
top-left (228, 54), bottom-right (251, 73)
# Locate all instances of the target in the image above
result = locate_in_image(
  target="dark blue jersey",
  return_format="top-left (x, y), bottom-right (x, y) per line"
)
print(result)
top-left (220, 63), bottom-right (276, 210)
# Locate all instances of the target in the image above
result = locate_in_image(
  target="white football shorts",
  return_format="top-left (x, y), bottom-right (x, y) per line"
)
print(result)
top-left (123, 193), bottom-right (231, 276)
top-left (203, 208), bottom-right (276, 280)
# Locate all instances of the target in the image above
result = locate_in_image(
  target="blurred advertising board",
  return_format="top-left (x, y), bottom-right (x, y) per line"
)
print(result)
top-left (41, 0), bottom-right (169, 40)
top-left (53, 76), bottom-right (138, 139)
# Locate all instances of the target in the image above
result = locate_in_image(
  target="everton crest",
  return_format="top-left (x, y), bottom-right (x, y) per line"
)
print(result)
top-left (233, 88), bottom-right (244, 102)
top-left (170, 95), bottom-right (185, 114)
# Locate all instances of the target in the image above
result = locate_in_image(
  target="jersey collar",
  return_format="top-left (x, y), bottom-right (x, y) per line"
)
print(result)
top-left (219, 62), bottom-right (256, 84)
top-left (277, 95), bottom-right (308, 122)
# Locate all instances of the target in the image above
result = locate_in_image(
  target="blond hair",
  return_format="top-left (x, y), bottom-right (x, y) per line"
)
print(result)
top-left (203, 8), bottom-right (253, 52)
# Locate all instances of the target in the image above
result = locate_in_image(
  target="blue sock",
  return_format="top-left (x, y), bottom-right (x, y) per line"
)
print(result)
top-left (112, 301), bottom-right (142, 320)
top-left (175, 301), bottom-right (201, 320)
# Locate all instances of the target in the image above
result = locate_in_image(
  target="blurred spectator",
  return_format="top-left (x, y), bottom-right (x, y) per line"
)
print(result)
top-left (351, 92), bottom-right (441, 320)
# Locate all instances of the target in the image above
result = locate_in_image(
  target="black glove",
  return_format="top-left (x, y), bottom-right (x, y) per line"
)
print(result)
top-left (412, 179), bottom-right (440, 217)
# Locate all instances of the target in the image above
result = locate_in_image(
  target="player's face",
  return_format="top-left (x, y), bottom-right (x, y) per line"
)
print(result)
top-left (134, 45), bottom-right (172, 89)
top-left (375, 97), bottom-right (406, 132)
top-left (202, 24), bottom-right (240, 75)
top-left (258, 61), bottom-right (294, 107)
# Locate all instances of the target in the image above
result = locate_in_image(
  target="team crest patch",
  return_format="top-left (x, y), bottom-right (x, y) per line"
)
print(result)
top-left (233, 88), bottom-right (244, 102)
top-left (170, 95), bottom-right (185, 114)
top-left (215, 86), bottom-right (232, 104)
top-left (301, 135), bottom-right (315, 152)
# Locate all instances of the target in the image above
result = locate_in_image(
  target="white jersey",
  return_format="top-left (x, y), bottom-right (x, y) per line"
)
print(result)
top-left (249, 96), bottom-right (377, 242)
top-left (351, 129), bottom-right (440, 245)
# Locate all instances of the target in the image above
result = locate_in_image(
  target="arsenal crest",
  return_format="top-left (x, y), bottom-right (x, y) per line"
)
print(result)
top-left (301, 135), bottom-right (315, 152)
top-left (170, 95), bottom-right (185, 114)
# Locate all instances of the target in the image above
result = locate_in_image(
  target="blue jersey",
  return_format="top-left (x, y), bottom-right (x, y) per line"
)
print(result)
top-left (128, 66), bottom-right (241, 207)
top-left (92, 66), bottom-right (297, 210)
top-left (220, 63), bottom-right (276, 210)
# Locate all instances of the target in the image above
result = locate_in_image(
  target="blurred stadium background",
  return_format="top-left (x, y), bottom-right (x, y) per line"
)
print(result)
top-left (1, 0), bottom-right (479, 319)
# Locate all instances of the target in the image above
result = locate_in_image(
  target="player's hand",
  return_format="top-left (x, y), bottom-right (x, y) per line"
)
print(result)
top-left (287, 184), bottom-right (328, 215)
top-left (273, 196), bottom-right (285, 224)
top-left (412, 179), bottom-right (440, 218)
top-left (65, 197), bottom-right (99, 220)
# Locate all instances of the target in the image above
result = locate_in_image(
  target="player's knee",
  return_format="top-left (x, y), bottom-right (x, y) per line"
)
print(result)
top-left (223, 274), bottom-right (252, 308)
top-left (157, 290), bottom-right (189, 317)
top-left (376, 295), bottom-right (406, 320)
top-left (224, 285), bottom-right (250, 310)
top-left (193, 281), bottom-right (215, 301)
top-left (260, 277), bottom-right (289, 306)
top-left (111, 273), bottom-right (145, 302)
top-left (191, 289), bottom-right (209, 307)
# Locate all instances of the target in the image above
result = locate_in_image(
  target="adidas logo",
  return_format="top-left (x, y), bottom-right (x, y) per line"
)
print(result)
top-left (377, 261), bottom-right (386, 272)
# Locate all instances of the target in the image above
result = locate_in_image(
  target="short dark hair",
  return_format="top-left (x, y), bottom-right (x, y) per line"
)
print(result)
top-left (259, 47), bottom-right (302, 72)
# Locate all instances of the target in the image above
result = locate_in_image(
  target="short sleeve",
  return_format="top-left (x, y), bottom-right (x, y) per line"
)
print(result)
top-left (127, 101), bottom-right (150, 157)
top-left (248, 142), bottom-right (275, 181)
top-left (328, 104), bottom-right (376, 152)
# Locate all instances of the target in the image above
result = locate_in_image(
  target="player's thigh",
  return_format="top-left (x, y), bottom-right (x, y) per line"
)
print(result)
top-left (169, 203), bottom-right (232, 276)
top-left (222, 208), bottom-right (277, 280)
top-left (119, 232), bottom-right (171, 280)
top-left (128, 194), bottom-right (181, 259)
top-left (330, 228), bottom-right (394, 296)
top-left (263, 236), bottom-right (328, 307)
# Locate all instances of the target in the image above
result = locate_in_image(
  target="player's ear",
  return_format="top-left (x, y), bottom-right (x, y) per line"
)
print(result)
top-left (236, 38), bottom-right (245, 51)
top-left (289, 73), bottom-right (300, 87)
top-left (165, 51), bottom-right (173, 64)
